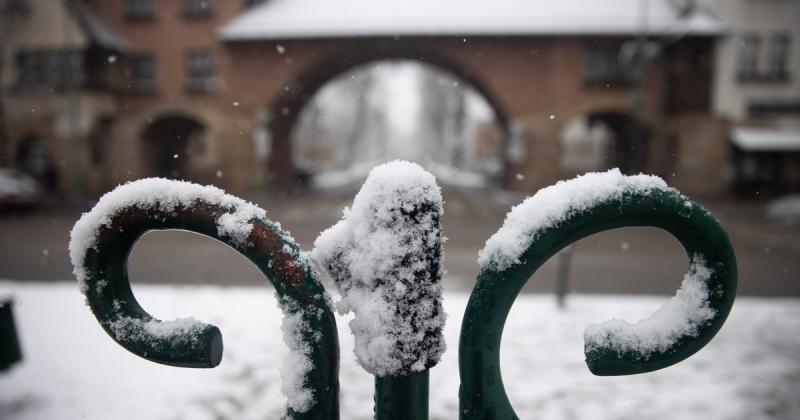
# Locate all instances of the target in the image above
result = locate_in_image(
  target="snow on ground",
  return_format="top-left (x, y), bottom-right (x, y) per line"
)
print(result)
top-left (1, 281), bottom-right (799, 420)
top-left (767, 194), bottom-right (800, 225)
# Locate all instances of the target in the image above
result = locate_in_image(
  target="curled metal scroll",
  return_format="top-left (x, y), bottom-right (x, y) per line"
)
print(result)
top-left (458, 188), bottom-right (737, 419)
top-left (75, 200), bottom-right (339, 420)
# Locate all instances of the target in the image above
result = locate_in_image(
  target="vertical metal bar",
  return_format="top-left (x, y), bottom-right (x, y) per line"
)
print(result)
top-left (0, 298), bottom-right (23, 370)
top-left (374, 370), bottom-right (429, 420)
top-left (555, 244), bottom-right (574, 309)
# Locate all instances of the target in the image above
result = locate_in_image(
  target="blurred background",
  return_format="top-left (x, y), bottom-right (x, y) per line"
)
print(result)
top-left (0, 0), bottom-right (798, 419)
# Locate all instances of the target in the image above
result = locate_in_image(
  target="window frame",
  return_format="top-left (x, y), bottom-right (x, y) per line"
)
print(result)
top-left (14, 49), bottom-right (85, 90)
top-left (736, 33), bottom-right (761, 81)
top-left (130, 54), bottom-right (157, 94)
top-left (182, 0), bottom-right (215, 19)
top-left (766, 33), bottom-right (791, 81)
top-left (124, 0), bottom-right (156, 21)
top-left (584, 43), bottom-right (634, 86)
top-left (184, 51), bottom-right (218, 93)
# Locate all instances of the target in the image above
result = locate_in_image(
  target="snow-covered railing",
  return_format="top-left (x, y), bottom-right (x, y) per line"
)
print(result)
top-left (69, 179), bottom-right (339, 419)
top-left (70, 165), bottom-right (736, 420)
top-left (460, 170), bottom-right (737, 418)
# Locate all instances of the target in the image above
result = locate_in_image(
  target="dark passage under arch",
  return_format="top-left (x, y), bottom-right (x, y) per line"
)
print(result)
top-left (142, 115), bottom-right (206, 180)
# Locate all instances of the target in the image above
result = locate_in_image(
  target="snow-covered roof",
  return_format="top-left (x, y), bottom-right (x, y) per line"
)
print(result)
top-left (731, 127), bottom-right (800, 152)
top-left (67, 0), bottom-right (129, 51)
top-left (220, 0), bottom-right (724, 41)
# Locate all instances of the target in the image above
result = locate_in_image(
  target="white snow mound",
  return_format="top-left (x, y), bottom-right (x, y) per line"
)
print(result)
top-left (479, 169), bottom-right (672, 270)
top-left (584, 255), bottom-right (716, 359)
top-left (69, 178), bottom-right (267, 295)
top-left (312, 160), bottom-right (446, 376)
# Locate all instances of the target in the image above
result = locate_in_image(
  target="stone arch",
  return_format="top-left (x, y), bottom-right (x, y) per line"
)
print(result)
top-left (140, 112), bottom-right (208, 181)
top-left (15, 134), bottom-right (58, 192)
top-left (265, 46), bottom-right (511, 189)
top-left (558, 107), bottom-right (650, 176)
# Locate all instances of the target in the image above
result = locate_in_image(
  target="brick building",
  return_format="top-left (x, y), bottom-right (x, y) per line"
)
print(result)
top-left (1, 0), bottom-right (732, 196)
top-left (1, 0), bottom-right (127, 195)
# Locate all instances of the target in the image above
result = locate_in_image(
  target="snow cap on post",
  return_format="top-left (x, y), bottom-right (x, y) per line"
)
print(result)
top-left (312, 160), bottom-right (446, 377)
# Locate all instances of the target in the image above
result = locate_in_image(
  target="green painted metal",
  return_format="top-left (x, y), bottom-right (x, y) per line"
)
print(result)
top-left (78, 203), bottom-right (339, 420)
top-left (458, 189), bottom-right (737, 419)
top-left (74, 182), bottom-right (738, 420)
top-left (374, 370), bottom-right (430, 420)
top-left (555, 245), bottom-right (574, 309)
top-left (0, 298), bottom-right (23, 371)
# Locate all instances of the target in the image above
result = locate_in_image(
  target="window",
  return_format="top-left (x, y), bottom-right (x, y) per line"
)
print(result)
top-left (737, 34), bottom-right (760, 80)
top-left (183, 0), bottom-right (214, 17)
top-left (585, 44), bottom-right (632, 85)
top-left (243, 0), bottom-right (266, 8)
top-left (131, 55), bottom-right (157, 93)
top-left (766, 33), bottom-right (790, 80)
top-left (185, 51), bottom-right (217, 93)
top-left (3, 0), bottom-right (31, 16)
top-left (15, 49), bottom-right (84, 89)
top-left (125, 0), bottom-right (155, 20)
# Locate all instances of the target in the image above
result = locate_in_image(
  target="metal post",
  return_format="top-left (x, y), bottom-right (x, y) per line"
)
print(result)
top-left (555, 244), bottom-right (574, 309)
top-left (374, 370), bottom-right (429, 420)
top-left (0, 298), bottom-right (23, 370)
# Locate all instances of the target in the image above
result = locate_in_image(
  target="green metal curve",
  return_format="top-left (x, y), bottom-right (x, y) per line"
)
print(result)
top-left (77, 202), bottom-right (339, 420)
top-left (458, 188), bottom-right (737, 419)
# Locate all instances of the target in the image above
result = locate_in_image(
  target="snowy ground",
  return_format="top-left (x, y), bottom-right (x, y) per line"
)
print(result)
top-left (1, 281), bottom-right (799, 420)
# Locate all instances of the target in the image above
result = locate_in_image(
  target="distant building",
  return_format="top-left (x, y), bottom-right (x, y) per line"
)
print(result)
top-left (0, 0), bottom-right (127, 195)
top-left (2, 0), bottom-right (740, 196)
top-left (81, 0), bottom-right (261, 193)
top-left (706, 0), bottom-right (800, 193)
top-left (218, 0), bottom-right (727, 195)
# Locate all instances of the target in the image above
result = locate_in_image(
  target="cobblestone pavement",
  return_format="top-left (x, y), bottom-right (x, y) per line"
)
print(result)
top-left (1, 187), bottom-right (798, 296)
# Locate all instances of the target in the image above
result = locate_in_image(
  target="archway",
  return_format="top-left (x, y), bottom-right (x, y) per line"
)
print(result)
top-left (267, 48), bottom-right (510, 189)
top-left (587, 111), bottom-right (649, 174)
top-left (16, 135), bottom-right (58, 192)
top-left (141, 114), bottom-right (206, 180)
top-left (559, 111), bottom-right (648, 175)
top-left (290, 59), bottom-right (506, 189)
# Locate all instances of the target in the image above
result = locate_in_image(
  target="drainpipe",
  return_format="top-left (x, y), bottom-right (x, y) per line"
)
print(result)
top-left (63, 0), bottom-right (85, 199)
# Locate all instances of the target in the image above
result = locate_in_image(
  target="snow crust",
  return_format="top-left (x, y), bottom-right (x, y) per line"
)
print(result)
top-left (5, 282), bottom-right (788, 420)
top-left (278, 296), bottom-right (315, 413)
top-left (584, 255), bottom-right (716, 359)
top-left (107, 316), bottom-right (205, 345)
top-left (312, 160), bottom-right (446, 376)
top-left (220, 0), bottom-right (724, 40)
top-left (767, 194), bottom-right (800, 224)
top-left (479, 169), bottom-right (672, 271)
top-left (69, 178), bottom-right (267, 294)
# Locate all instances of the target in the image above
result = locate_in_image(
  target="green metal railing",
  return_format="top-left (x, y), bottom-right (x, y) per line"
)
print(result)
top-left (76, 203), bottom-right (339, 419)
top-left (0, 297), bottom-right (23, 371)
top-left (73, 183), bottom-right (736, 420)
top-left (459, 188), bottom-right (737, 419)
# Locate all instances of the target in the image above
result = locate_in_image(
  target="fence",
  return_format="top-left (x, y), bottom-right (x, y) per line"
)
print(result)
top-left (70, 173), bottom-right (736, 420)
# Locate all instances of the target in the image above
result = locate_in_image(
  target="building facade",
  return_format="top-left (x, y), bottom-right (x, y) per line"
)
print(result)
top-left (2, 0), bottom-right (736, 196)
top-left (706, 0), bottom-right (800, 193)
top-left (1, 0), bottom-right (127, 195)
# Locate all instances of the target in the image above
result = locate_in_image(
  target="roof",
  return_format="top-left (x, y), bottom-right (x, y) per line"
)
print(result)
top-left (67, 0), bottom-right (129, 52)
top-left (731, 127), bottom-right (800, 152)
top-left (220, 0), bottom-right (724, 41)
